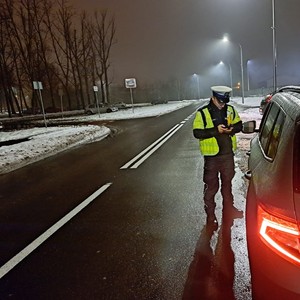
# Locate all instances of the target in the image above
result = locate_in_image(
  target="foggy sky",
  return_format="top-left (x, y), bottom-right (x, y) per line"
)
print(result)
top-left (71, 0), bottom-right (300, 90)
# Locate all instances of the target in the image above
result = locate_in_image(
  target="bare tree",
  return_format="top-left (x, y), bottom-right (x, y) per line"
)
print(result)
top-left (3, 0), bottom-right (52, 112)
top-left (45, 0), bottom-right (90, 109)
top-left (33, 0), bottom-right (57, 107)
top-left (0, 0), bottom-right (118, 115)
top-left (91, 10), bottom-right (116, 103)
top-left (0, 0), bottom-right (22, 116)
top-left (44, 0), bottom-right (76, 109)
top-left (79, 11), bottom-right (94, 105)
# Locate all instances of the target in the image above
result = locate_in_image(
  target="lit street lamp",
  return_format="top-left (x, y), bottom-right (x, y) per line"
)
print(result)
top-left (219, 61), bottom-right (233, 96)
top-left (223, 35), bottom-right (245, 104)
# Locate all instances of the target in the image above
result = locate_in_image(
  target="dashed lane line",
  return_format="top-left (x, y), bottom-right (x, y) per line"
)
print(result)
top-left (0, 182), bottom-right (112, 279)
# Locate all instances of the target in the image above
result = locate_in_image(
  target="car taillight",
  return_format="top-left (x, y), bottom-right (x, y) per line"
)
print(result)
top-left (258, 205), bottom-right (300, 264)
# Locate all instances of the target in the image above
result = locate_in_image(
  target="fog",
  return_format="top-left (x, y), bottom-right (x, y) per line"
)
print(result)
top-left (70, 0), bottom-right (300, 89)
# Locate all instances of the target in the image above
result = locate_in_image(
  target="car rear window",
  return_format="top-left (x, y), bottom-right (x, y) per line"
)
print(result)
top-left (294, 123), bottom-right (300, 193)
top-left (259, 103), bottom-right (285, 160)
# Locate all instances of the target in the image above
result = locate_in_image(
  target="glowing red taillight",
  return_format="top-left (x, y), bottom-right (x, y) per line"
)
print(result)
top-left (258, 205), bottom-right (300, 264)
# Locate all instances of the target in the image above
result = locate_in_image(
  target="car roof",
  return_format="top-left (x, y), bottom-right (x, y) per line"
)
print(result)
top-left (277, 85), bottom-right (300, 92)
top-left (273, 86), bottom-right (300, 122)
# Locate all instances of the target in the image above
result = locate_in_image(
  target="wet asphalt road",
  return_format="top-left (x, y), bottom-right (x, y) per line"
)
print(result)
top-left (0, 103), bottom-right (252, 299)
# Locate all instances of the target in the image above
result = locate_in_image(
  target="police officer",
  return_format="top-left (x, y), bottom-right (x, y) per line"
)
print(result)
top-left (193, 86), bottom-right (243, 227)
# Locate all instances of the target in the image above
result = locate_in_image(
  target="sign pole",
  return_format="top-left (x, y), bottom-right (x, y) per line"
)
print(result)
top-left (60, 95), bottom-right (64, 119)
top-left (33, 81), bottom-right (47, 128)
top-left (58, 85), bottom-right (64, 119)
top-left (38, 88), bottom-right (47, 128)
top-left (130, 88), bottom-right (134, 113)
top-left (93, 86), bottom-right (100, 118)
top-left (125, 78), bottom-right (137, 113)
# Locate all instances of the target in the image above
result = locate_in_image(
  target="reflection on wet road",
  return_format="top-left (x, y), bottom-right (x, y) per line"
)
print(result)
top-left (183, 214), bottom-right (238, 300)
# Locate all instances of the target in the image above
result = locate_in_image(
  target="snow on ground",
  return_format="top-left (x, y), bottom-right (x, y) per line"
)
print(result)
top-left (0, 97), bottom-right (262, 175)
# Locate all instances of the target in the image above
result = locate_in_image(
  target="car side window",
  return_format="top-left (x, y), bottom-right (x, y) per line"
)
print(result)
top-left (259, 103), bottom-right (285, 160)
top-left (267, 109), bottom-right (285, 158)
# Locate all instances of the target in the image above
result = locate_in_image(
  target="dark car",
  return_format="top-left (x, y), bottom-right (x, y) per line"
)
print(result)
top-left (113, 102), bottom-right (127, 109)
top-left (259, 86), bottom-right (300, 114)
top-left (84, 103), bottom-right (118, 114)
top-left (243, 86), bottom-right (300, 299)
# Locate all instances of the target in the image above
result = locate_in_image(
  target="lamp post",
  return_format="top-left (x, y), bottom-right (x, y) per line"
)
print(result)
top-left (219, 61), bottom-right (233, 96)
top-left (247, 60), bottom-right (251, 91)
top-left (223, 35), bottom-right (245, 103)
top-left (193, 73), bottom-right (201, 99)
top-left (239, 43), bottom-right (245, 103)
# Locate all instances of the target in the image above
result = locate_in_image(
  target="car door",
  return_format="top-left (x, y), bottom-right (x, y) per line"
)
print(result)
top-left (249, 101), bottom-right (295, 213)
top-left (292, 122), bottom-right (300, 223)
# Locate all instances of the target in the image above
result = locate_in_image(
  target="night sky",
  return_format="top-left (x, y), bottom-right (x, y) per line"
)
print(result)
top-left (71, 0), bottom-right (300, 91)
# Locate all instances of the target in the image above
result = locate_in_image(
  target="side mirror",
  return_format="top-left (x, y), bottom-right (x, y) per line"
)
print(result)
top-left (242, 120), bottom-right (257, 133)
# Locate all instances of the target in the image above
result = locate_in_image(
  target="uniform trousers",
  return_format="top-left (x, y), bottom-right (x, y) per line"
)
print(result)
top-left (203, 153), bottom-right (235, 216)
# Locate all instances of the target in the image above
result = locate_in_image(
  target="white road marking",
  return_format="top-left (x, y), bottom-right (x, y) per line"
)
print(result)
top-left (0, 182), bottom-right (112, 279)
top-left (130, 124), bottom-right (184, 168)
top-left (121, 111), bottom-right (198, 170)
top-left (120, 124), bottom-right (180, 169)
top-left (120, 114), bottom-right (195, 169)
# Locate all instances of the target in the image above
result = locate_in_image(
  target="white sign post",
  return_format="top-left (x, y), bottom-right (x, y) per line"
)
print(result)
top-left (93, 85), bottom-right (100, 117)
top-left (125, 78), bottom-right (137, 113)
top-left (58, 85), bottom-right (64, 119)
top-left (33, 81), bottom-right (47, 128)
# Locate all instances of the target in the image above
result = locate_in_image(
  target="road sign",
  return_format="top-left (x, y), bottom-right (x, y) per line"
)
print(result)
top-left (33, 81), bottom-right (43, 90)
top-left (125, 78), bottom-right (137, 89)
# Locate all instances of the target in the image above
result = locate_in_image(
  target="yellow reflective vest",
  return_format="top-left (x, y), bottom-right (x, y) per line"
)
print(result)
top-left (193, 105), bottom-right (240, 156)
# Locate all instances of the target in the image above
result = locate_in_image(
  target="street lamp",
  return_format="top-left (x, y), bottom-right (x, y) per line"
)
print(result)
top-left (223, 35), bottom-right (245, 103)
top-left (219, 61), bottom-right (233, 96)
top-left (193, 73), bottom-right (201, 99)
